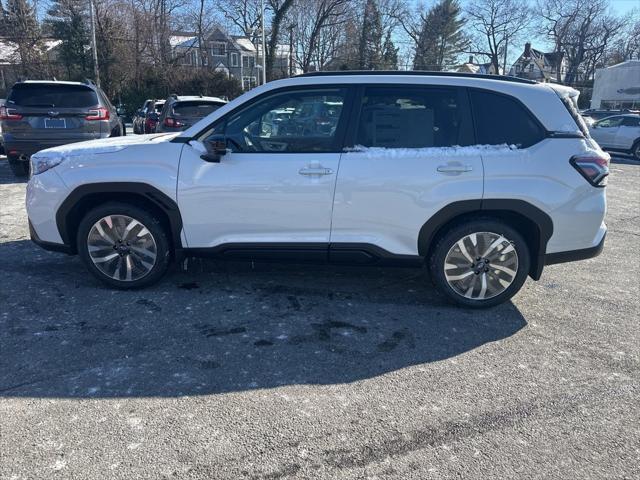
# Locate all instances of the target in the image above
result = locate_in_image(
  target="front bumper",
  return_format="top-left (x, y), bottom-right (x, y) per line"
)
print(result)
top-left (29, 220), bottom-right (73, 254)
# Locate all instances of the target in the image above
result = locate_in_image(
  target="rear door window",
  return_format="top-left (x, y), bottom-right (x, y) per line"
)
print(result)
top-left (173, 102), bottom-right (223, 118)
top-left (355, 86), bottom-right (473, 148)
top-left (622, 116), bottom-right (640, 127)
top-left (8, 84), bottom-right (99, 108)
top-left (470, 90), bottom-right (545, 147)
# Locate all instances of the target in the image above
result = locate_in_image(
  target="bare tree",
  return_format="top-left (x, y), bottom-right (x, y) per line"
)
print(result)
top-left (291, 0), bottom-right (350, 72)
top-left (465, 0), bottom-right (531, 74)
top-left (215, 0), bottom-right (262, 48)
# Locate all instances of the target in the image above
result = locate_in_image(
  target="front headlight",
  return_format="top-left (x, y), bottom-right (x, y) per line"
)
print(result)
top-left (30, 153), bottom-right (65, 176)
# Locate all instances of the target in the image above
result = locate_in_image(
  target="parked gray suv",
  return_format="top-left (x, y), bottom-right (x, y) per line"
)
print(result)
top-left (1, 80), bottom-right (123, 177)
top-left (156, 95), bottom-right (226, 133)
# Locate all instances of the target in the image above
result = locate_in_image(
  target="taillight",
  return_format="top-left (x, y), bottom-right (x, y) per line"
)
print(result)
top-left (86, 107), bottom-right (109, 121)
top-left (0, 106), bottom-right (22, 120)
top-left (163, 117), bottom-right (183, 128)
top-left (570, 153), bottom-right (610, 187)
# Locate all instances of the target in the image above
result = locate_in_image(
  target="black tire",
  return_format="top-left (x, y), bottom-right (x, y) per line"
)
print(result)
top-left (8, 156), bottom-right (29, 177)
top-left (632, 140), bottom-right (640, 161)
top-left (76, 202), bottom-right (172, 289)
top-left (428, 218), bottom-right (530, 308)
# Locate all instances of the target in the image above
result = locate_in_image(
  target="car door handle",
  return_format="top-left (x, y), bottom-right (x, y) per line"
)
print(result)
top-left (437, 164), bottom-right (473, 173)
top-left (299, 167), bottom-right (334, 176)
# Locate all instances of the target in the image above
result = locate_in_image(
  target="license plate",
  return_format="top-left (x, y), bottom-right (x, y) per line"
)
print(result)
top-left (44, 118), bottom-right (66, 128)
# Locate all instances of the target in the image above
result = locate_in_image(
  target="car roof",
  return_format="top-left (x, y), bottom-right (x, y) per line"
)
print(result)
top-left (171, 95), bottom-right (227, 103)
top-left (14, 80), bottom-right (96, 89)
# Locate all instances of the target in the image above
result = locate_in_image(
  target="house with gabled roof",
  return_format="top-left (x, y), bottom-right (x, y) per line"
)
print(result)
top-left (170, 27), bottom-right (295, 91)
top-left (455, 56), bottom-right (499, 75)
top-left (509, 43), bottom-right (566, 83)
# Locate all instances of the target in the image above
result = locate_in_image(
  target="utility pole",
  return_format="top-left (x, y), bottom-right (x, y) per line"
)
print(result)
top-left (288, 24), bottom-right (295, 77)
top-left (261, 0), bottom-right (267, 85)
top-left (89, 0), bottom-right (100, 86)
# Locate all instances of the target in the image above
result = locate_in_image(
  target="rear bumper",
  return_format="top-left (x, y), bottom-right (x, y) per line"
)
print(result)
top-left (545, 230), bottom-right (606, 266)
top-left (5, 137), bottom-right (102, 158)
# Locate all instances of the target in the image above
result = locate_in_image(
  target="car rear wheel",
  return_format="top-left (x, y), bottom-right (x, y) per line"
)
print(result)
top-left (77, 202), bottom-right (171, 288)
top-left (429, 219), bottom-right (530, 308)
top-left (8, 156), bottom-right (29, 177)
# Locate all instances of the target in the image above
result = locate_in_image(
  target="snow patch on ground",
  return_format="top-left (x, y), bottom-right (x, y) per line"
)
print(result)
top-left (344, 144), bottom-right (523, 158)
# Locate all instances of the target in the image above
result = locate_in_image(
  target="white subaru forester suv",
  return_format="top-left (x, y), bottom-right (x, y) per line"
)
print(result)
top-left (26, 72), bottom-right (608, 308)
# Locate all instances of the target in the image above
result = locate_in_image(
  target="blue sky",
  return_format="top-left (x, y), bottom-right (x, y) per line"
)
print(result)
top-left (610, 0), bottom-right (639, 15)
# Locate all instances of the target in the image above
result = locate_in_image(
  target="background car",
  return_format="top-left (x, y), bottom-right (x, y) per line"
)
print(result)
top-left (133, 99), bottom-right (165, 134)
top-left (581, 108), bottom-right (639, 126)
top-left (0, 80), bottom-right (123, 176)
top-left (156, 95), bottom-right (226, 133)
top-left (589, 114), bottom-right (640, 159)
top-left (0, 98), bottom-right (5, 154)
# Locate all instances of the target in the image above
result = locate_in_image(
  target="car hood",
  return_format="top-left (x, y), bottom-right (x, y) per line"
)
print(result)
top-left (34, 132), bottom-right (180, 157)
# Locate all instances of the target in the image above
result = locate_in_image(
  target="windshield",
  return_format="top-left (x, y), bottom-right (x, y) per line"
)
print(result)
top-left (173, 101), bottom-right (223, 118)
top-left (8, 84), bottom-right (99, 108)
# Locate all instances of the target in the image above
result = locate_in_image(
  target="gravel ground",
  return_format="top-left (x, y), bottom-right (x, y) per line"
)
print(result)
top-left (0, 155), bottom-right (638, 479)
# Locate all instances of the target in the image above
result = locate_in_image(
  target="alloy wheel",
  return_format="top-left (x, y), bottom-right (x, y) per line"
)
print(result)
top-left (86, 214), bottom-right (157, 281)
top-left (443, 231), bottom-right (519, 301)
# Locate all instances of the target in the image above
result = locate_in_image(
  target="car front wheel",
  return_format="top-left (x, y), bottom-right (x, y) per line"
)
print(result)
top-left (429, 219), bottom-right (530, 308)
top-left (77, 202), bottom-right (171, 288)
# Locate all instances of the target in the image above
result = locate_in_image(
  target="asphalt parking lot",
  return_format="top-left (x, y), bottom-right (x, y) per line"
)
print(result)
top-left (0, 155), bottom-right (638, 479)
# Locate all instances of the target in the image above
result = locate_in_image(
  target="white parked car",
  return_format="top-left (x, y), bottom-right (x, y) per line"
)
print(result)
top-left (26, 72), bottom-right (609, 307)
top-left (588, 114), bottom-right (640, 160)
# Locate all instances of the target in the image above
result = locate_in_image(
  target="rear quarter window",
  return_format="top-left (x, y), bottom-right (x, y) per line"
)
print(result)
top-left (8, 84), bottom-right (99, 108)
top-left (470, 90), bottom-right (545, 148)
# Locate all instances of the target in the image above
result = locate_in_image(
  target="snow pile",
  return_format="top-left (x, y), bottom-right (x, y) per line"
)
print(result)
top-left (343, 144), bottom-right (522, 158)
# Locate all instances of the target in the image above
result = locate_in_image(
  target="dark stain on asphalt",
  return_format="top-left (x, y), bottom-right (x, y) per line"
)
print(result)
top-left (194, 323), bottom-right (247, 338)
top-left (198, 360), bottom-right (220, 370)
top-left (135, 298), bottom-right (162, 312)
top-left (287, 295), bottom-right (302, 311)
top-left (377, 329), bottom-right (415, 352)
top-left (288, 319), bottom-right (367, 345)
top-left (178, 282), bottom-right (200, 290)
top-left (254, 339), bottom-right (274, 347)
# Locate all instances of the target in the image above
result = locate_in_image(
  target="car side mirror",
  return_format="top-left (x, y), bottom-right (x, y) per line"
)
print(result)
top-left (201, 135), bottom-right (228, 163)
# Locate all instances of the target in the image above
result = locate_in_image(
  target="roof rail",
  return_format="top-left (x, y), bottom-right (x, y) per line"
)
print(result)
top-left (296, 70), bottom-right (538, 85)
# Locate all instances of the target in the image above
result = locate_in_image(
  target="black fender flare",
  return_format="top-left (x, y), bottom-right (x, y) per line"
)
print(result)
top-left (417, 199), bottom-right (553, 280)
top-left (56, 182), bottom-right (183, 252)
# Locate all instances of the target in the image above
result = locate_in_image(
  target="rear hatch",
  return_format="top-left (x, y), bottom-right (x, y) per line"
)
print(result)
top-left (170, 101), bottom-right (224, 129)
top-left (2, 83), bottom-right (103, 142)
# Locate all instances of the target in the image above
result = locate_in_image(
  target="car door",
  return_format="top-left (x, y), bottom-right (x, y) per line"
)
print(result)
top-left (330, 85), bottom-right (483, 258)
top-left (177, 86), bottom-right (353, 255)
top-left (615, 116), bottom-right (640, 150)
top-left (591, 116), bottom-right (624, 148)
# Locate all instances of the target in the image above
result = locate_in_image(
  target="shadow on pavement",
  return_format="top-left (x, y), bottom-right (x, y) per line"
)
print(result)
top-left (0, 239), bottom-right (527, 398)
top-left (0, 158), bottom-right (27, 185)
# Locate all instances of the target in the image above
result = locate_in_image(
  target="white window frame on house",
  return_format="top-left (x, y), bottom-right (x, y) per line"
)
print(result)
top-left (211, 41), bottom-right (227, 56)
top-left (242, 76), bottom-right (257, 90)
top-left (242, 55), bottom-right (255, 69)
top-left (230, 52), bottom-right (239, 67)
top-left (202, 51), bottom-right (208, 66)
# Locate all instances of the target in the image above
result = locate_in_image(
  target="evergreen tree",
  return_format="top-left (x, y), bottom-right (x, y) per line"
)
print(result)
top-left (1, 0), bottom-right (43, 76)
top-left (413, 0), bottom-right (467, 71)
top-left (380, 31), bottom-right (398, 70)
top-left (358, 0), bottom-right (383, 69)
top-left (46, 0), bottom-right (92, 80)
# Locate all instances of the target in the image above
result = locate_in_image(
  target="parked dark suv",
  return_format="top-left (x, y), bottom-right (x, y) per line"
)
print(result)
top-left (1, 80), bottom-right (123, 176)
top-left (156, 95), bottom-right (226, 133)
